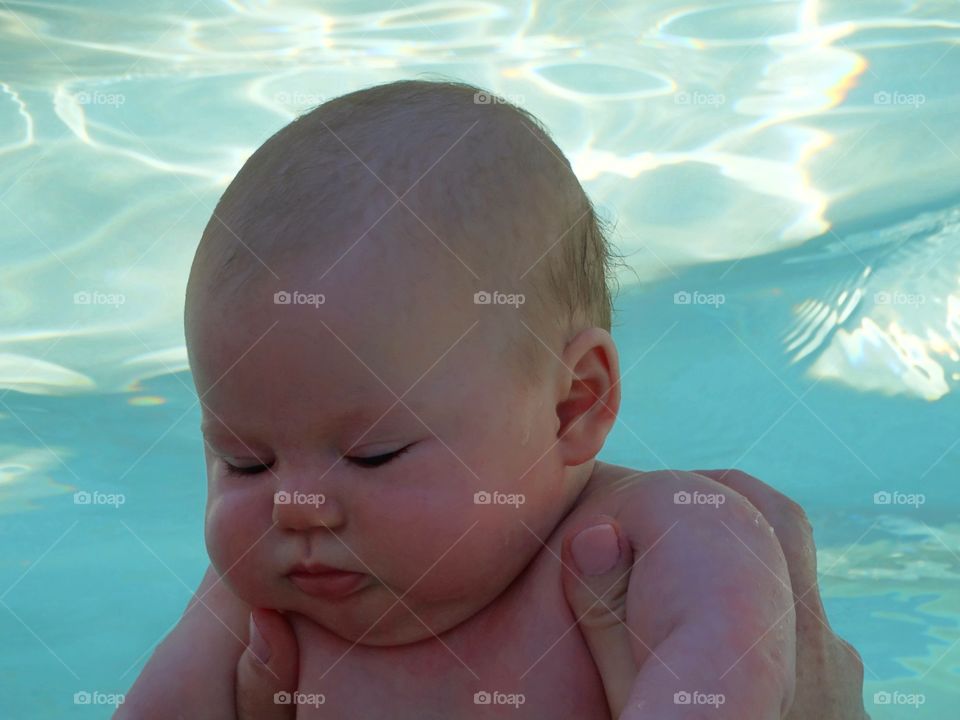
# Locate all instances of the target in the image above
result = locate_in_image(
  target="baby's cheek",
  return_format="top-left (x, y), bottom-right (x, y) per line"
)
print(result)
top-left (389, 504), bottom-right (511, 597)
top-left (204, 490), bottom-right (276, 605)
top-left (204, 496), bottom-right (239, 569)
top-left (362, 497), bottom-right (459, 587)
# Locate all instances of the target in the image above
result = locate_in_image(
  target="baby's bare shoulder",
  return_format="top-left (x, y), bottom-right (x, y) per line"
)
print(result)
top-left (567, 463), bottom-right (782, 571)
top-left (572, 462), bottom-right (792, 637)
top-left (576, 464), bottom-right (764, 524)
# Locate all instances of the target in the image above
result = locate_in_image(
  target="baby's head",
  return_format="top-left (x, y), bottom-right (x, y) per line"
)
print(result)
top-left (184, 79), bottom-right (622, 645)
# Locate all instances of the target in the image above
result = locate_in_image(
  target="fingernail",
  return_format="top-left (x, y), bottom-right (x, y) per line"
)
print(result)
top-left (571, 523), bottom-right (619, 576)
top-left (249, 612), bottom-right (271, 664)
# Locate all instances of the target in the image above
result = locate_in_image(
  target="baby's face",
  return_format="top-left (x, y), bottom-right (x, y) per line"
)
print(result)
top-left (188, 236), bottom-right (573, 646)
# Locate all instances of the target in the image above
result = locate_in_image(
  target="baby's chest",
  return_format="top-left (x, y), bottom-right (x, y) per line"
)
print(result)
top-left (290, 567), bottom-right (612, 719)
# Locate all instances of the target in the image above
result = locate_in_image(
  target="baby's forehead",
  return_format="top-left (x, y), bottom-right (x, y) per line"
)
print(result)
top-left (191, 279), bottom-right (523, 446)
top-left (194, 233), bottom-right (500, 367)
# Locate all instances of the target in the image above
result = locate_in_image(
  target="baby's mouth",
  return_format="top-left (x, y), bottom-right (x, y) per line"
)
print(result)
top-left (288, 563), bottom-right (367, 599)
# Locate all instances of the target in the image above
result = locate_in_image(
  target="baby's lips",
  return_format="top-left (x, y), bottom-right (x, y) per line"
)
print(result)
top-left (289, 560), bottom-right (355, 574)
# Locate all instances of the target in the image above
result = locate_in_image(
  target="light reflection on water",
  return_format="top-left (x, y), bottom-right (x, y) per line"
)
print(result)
top-left (0, 1), bottom-right (959, 717)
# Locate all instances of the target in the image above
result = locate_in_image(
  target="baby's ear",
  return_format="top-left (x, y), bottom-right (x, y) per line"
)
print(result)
top-left (554, 327), bottom-right (621, 467)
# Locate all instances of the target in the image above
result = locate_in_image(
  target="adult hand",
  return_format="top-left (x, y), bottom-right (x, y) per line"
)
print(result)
top-left (560, 468), bottom-right (869, 720)
top-left (236, 608), bottom-right (299, 720)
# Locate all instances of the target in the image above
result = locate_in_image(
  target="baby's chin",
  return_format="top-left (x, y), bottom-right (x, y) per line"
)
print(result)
top-left (285, 580), bottom-right (486, 647)
top-left (208, 560), bottom-right (438, 644)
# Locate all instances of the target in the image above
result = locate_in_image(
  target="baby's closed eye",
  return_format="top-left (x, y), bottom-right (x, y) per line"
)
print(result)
top-left (219, 442), bottom-right (415, 475)
top-left (346, 443), bottom-right (414, 468)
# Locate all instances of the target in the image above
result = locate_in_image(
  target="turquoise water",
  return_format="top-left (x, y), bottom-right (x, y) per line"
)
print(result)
top-left (2, 0), bottom-right (959, 717)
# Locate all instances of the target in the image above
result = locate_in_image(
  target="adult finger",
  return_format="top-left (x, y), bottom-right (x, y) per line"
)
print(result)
top-left (236, 608), bottom-right (299, 720)
top-left (560, 516), bottom-right (638, 719)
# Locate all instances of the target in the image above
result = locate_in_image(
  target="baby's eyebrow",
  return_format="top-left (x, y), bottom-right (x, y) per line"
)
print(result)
top-left (197, 405), bottom-right (410, 441)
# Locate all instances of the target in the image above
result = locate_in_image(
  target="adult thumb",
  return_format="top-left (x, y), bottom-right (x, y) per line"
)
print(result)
top-left (561, 517), bottom-right (638, 719)
top-left (236, 608), bottom-right (299, 720)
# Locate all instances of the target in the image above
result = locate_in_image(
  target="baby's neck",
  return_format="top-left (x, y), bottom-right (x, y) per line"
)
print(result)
top-left (564, 457), bottom-right (601, 511)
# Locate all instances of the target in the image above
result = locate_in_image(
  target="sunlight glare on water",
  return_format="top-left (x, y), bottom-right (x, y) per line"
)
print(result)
top-left (1, 1), bottom-right (959, 718)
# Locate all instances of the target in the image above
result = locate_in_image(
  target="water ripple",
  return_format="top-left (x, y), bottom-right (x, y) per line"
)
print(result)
top-left (0, 0), bottom-right (959, 396)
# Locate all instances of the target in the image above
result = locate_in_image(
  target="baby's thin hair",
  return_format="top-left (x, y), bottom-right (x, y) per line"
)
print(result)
top-left (191, 78), bottom-right (626, 377)
top-left (358, 77), bottom-right (624, 338)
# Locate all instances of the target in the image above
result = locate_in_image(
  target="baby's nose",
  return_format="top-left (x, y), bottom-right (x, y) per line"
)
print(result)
top-left (272, 487), bottom-right (344, 530)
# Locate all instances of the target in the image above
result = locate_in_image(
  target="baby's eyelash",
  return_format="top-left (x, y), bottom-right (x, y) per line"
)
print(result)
top-left (220, 444), bottom-right (413, 476)
top-left (223, 460), bottom-right (272, 476)
top-left (346, 444), bottom-right (412, 468)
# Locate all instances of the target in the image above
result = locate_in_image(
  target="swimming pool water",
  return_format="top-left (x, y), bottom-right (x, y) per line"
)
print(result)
top-left (2, 1), bottom-right (959, 717)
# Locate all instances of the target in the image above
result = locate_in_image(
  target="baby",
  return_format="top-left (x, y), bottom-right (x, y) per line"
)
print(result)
top-left (124, 79), bottom-right (795, 718)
